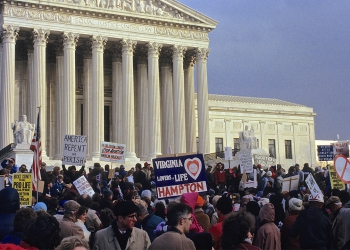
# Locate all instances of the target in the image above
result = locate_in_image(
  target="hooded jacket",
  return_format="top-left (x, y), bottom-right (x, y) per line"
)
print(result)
top-left (289, 205), bottom-right (332, 249)
top-left (253, 203), bottom-right (281, 250)
top-left (181, 193), bottom-right (204, 233)
top-left (0, 188), bottom-right (20, 241)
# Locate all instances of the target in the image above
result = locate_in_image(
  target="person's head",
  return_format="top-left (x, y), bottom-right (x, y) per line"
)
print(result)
top-left (144, 162), bottom-right (151, 169)
top-left (77, 194), bottom-right (93, 208)
top-left (221, 211), bottom-right (255, 249)
top-left (266, 181), bottom-right (272, 188)
top-left (216, 162), bottom-right (224, 170)
top-left (295, 164), bottom-right (300, 171)
top-left (64, 200), bottom-right (81, 219)
top-left (113, 200), bottom-right (139, 231)
top-left (308, 193), bottom-right (324, 208)
top-left (57, 175), bottom-right (63, 183)
top-left (100, 208), bottom-right (115, 229)
top-left (135, 163), bottom-right (142, 171)
top-left (289, 198), bottom-right (304, 213)
top-left (41, 162), bottom-right (46, 170)
top-left (7, 158), bottom-right (15, 168)
top-left (76, 206), bottom-right (88, 223)
top-left (14, 208), bottom-right (37, 232)
top-left (136, 203), bottom-right (149, 222)
top-left (70, 166), bottom-right (77, 175)
top-left (216, 196), bottom-right (233, 217)
top-left (325, 196), bottom-right (342, 213)
top-left (0, 187), bottom-right (20, 213)
top-left (104, 164), bottom-right (110, 172)
top-left (103, 189), bottom-right (113, 200)
top-left (56, 236), bottom-right (90, 250)
top-left (166, 202), bottom-right (193, 234)
top-left (22, 213), bottom-right (61, 250)
top-left (34, 202), bottom-right (47, 213)
top-left (304, 163), bottom-right (309, 169)
top-left (245, 201), bottom-right (260, 217)
top-left (337, 190), bottom-right (350, 205)
top-left (53, 165), bottom-right (61, 175)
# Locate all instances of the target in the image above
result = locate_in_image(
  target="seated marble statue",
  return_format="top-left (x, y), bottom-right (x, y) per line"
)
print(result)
top-left (239, 125), bottom-right (258, 150)
top-left (16, 115), bottom-right (35, 144)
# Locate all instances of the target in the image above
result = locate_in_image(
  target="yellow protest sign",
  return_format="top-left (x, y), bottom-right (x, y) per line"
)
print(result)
top-left (13, 173), bottom-right (32, 206)
top-left (329, 165), bottom-right (345, 190)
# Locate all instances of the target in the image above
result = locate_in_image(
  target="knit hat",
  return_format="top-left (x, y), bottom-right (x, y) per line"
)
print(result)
top-left (325, 196), bottom-right (342, 207)
top-left (141, 190), bottom-right (152, 199)
top-left (289, 198), bottom-right (304, 211)
top-left (103, 189), bottom-right (113, 198)
top-left (64, 200), bottom-right (80, 212)
top-left (34, 202), bottom-right (47, 212)
top-left (266, 171), bottom-right (272, 177)
top-left (113, 200), bottom-right (139, 217)
top-left (196, 196), bottom-right (205, 207)
top-left (308, 193), bottom-right (324, 203)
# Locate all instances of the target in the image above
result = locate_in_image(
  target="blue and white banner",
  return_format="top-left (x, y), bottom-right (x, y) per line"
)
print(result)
top-left (152, 154), bottom-right (207, 199)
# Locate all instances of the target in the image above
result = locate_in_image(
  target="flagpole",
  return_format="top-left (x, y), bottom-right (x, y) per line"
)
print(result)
top-left (36, 106), bottom-right (41, 204)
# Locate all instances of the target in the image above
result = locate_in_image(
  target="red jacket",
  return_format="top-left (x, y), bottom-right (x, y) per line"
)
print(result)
top-left (209, 215), bottom-right (225, 250)
top-left (214, 170), bottom-right (226, 186)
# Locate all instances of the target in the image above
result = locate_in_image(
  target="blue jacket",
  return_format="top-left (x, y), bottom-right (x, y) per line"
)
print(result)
top-left (0, 188), bottom-right (20, 241)
top-left (141, 213), bottom-right (165, 242)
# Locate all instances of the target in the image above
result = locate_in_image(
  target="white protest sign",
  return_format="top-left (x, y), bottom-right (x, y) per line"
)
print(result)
top-left (224, 146), bottom-right (233, 161)
top-left (239, 152), bottom-right (253, 173)
top-left (62, 134), bottom-right (87, 166)
top-left (100, 142), bottom-right (126, 163)
top-left (73, 176), bottom-right (95, 197)
top-left (282, 175), bottom-right (299, 192)
top-left (254, 155), bottom-right (276, 168)
top-left (305, 174), bottom-right (324, 200)
top-left (334, 155), bottom-right (350, 183)
top-left (244, 169), bottom-right (257, 188)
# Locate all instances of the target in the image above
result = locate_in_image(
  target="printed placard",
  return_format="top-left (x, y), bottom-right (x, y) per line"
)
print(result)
top-left (334, 155), bottom-right (350, 183)
top-left (13, 173), bottom-right (32, 207)
top-left (329, 165), bottom-right (345, 190)
top-left (305, 174), bottom-right (324, 200)
top-left (73, 176), bottom-right (95, 197)
top-left (152, 154), bottom-right (207, 199)
top-left (100, 142), bottom-right (125, 163)
top-left (62, 134), bottom-right (87, 166)
top-left (239, 152), bottom-right (253, 173)
top-left (317, 145), bottom-right (334, 161)
top-left (254, 155), bottom-right (276, 167)
top-left (224, 146), bottom-right (233, 161)
top-left (331, 141), bottom-right (349, 158)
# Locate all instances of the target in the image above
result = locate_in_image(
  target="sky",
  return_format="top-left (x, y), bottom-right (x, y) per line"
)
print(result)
top-left (179, 0), bottom-right (350, 141)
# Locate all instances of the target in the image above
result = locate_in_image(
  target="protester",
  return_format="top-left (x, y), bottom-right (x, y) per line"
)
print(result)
top-left (99, 208), bottom-right (115, 229)
top-left (149, 203), bottom-right (196, 250)
top-left (75, 206), bottom-right (91, 242)
top-left (214, 163), bottom-right (226, 192)
top-left (58, 200), bottom-right (84, 241)
top-left (194, 195), bottom-right (210, 232)
top-left (0, 188), bottom-right (20, 241)
top-left (56, 236), bottom-right (90, 250)
top-left (324, 196), bottom-right (343, 249)
top-left (93, 200), bottom-right (150, 250)
top-left (77, 194), bottom-right (102, 233)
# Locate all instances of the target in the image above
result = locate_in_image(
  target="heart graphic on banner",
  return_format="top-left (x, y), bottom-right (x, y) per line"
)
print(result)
top-left (334, 154), bottom-right (350, 183)
top-left (184, 157), bottom-right (202, 180)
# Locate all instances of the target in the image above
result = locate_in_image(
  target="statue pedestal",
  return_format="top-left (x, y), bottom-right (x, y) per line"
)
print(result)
top-left (11, 143), bottom-right (34, 168)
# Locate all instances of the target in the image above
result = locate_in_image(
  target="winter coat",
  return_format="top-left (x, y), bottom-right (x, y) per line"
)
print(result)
top-left (253, 203), bottom-right (281, 250)
top-left (141, 213), bottom-right (165, 242)
top-left (58, 215), bottom-right (84, 241)
top-left (0, 188), bottom-right (20, 241)
top-left (149, 228), bottom-right (195, 250)
top-left (194, 208), bottom-right (210, 232)
top-left (281, 213), bottom-right (300, 250)
top-left (209, 215), bottom-right (225, 250)
top-left (214, 170), bottom-right (226, 186)
top-left (289, 206), bottom-right (332, 249)
top-left (181, 193), bottom-right (204, 233)
top-left (335, 201), bottom-right (350, 249)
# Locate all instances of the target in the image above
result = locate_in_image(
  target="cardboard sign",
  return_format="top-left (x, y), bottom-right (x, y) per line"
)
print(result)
top-left (305, 174), bottom-right (324, 200)
top-left (73, 176), bottom-right (95, 197)
top-left (152, 154), bottom-right (207, 199)
top-left (254, 155), bottom-right (276, 168)
top-left (108, 168), bottom-right (115, 179)
top-left (244, 169), bottom-right (257, 188)
top-left (224, 146), bottom-right (233, 161)
top-left (239, 152), bottom-right (253, 173)
top-left (331, 141), bottom-right (349, 158)
top-left (62, 134), bottom-right (87, 165)
top-left (282, 176), bottom-right (299, 192)
top-left (317, 145), bottom-right (334, 161)
top-left (334, 154), bottom-right (350, 183)
top-left (329, 165), bottom-right (345, 190)
top-left (100, 142), bottom-right (125, 163)
top-left (12, 173), bottom-right (32, 207)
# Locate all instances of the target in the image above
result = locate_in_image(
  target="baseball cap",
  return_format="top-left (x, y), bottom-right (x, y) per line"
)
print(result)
top-left (308, 193), bottom-right (324, 203)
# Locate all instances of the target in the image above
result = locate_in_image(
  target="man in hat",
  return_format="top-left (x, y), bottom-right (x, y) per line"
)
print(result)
top-left (1, 158), bottom-right (19, 174)
top-left (142, 162), bottom-right (152, 181)
top-left (290, 193), bottom-right (332, 249)
top-left (325, 196), bottom-right (343, 249)
top-left (93, 200), bottom-right (150, 250)
top-left (58, 200), bottom-right (84, 241)
top-left (62, 164), bottom-right (85, 184)
top-left (134, 163), bottom-right (147, 190)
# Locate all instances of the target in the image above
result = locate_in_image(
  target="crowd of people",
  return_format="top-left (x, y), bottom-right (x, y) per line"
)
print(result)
top-left (0, 159), bottom-right (348, 250)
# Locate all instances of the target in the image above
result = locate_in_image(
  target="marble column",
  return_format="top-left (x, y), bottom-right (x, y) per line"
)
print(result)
top-left (25, 39), bottom-right (34, 124)
top-left (62, 32), bottom-right (78, 143)
top-left (81, 42), bottom-right (92, 158)
top-left (110, 43), bottom-right (123, 144)
top-left (121, 39), bottom-right (137, 159)
top-left (171, 45), bottom-right (187, 154)
top-left (135, 45), bottom-right (149, 160)
top-left (53, 40), bottom-right (64, 160)
top-left (90, 35), bottom-right (107, 158)
top-left (184, 50), bottom-right (197, 153)
top-left (196, 48), bottom-right (210, 154)
top-left (33, 28), bottom-right (49, 156)
top-left (160, 49), bottom-right (174, 154)
top-left (147, 42), bottom-right (162, 159)
top-left (0, 25), bottom-right (19, 148)
top-left (0, 42), bottom-right (2, 98)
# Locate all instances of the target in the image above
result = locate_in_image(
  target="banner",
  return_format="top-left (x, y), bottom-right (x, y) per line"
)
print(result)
top-left (305, 174), bottom-right (324, 200)
top-left (73, 176), bottom-right (95, 197)
top-left (152, 154), bottom-right (207, 199)
top-left (282, 176), bottom-right (299, 192)
top-left (334, 154), bottom-right (350, 183)
top-left (100, 142), bottom-right (125, 163)
top-left (329, 165), bottom-right (345, 190)
top-left (331, 141), bottom-right (349, 158)
top-left (62, 134), bottom-right (87, 165)
top-left (239, 152), bottom-right (253, 173)
top-left (13, 173), bottom-right (32, 207)
top-left (317, 145), bottom-right (334, 161)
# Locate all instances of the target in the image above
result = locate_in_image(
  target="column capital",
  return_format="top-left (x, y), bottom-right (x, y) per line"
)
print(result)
top-left (147, 42), bottom-right (162, 57)
top-left (1, 25), bottom-right (19, 43)
top-left (134, 44), bottom-right (148, 64)
top-left (62, 32), bottom-right (79, 49)
top-left (53, 39), bottom-right (64, 56)
top-left (32, 28), bottom-right (50, 46)
top-left (159, 48), bottom-right (172, 67)
top-left (80, 41), bottom-right (92, 59)
top-left (90, 35), bottom-right (107, 51)
top-left (171, 45), bottom-right (186, 59)
top-left (25, 38), bottom-right (34, 54)
top-left (121, 39), bottom-right (137, 54)
top-left (195, 47), bottom-right (210, 61)
top-left (110, 43), bottom-right (122, 62)
top-left (184, 49), bottom-right (196, 69)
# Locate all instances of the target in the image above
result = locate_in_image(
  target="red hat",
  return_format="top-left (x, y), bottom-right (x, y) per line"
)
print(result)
top-left (257, 164), bottom-right (262, 168)
top-left (144, 162), bottom-right (151, 167)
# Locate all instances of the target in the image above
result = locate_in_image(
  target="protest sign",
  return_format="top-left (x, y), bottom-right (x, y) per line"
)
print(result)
top-left (108, 168), bottom-right (115, 179)
top-left (253, 155), bottom-right (276, 168)
top-left (329, 165), bottom-right (345, 190)
top-left (334, 154), bottom-right (350, 183)
top-left (244, 169), bottom-right (257, 188)
top-left (282, 176), bottom-right (299, 192)
top-left (62, 134), bottom-right (87, 165)
top-left (12, 173), bottom-right (32, 206)
top-left (224, 146), bottom-right (233, 161)
top-left (305, 174), bottom-right (324, 200)
top-left (317, 145), bottom-right (334, 161)
top-left (73, 176), bottom-right (95, 197)
top-left (331, 141), bottom-right (349, 158)
top-left (100, 142), bottom-right (125, 163)
top-left (239, 152), bottom-right (253, 173)
top-left (152, 154), bottom-right (207, 199)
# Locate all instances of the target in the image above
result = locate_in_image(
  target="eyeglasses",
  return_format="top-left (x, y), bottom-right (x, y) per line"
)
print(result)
top-left (182, 217), bottom-right (193, 222)
top-left (124, 214), bottom-right (137, 219)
